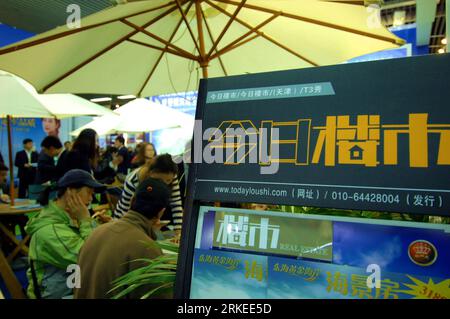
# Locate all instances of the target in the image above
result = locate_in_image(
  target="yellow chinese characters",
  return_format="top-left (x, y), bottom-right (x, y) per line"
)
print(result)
top-left (208, 113), bottom-right (450, 168)
top-left (198, 254), bottom-right (240, 271)
top-left (326, 272), bottom-right (401, 299)
top-left (309, 113), bottom-right (450, 168)
top-left (244, 260), bottom-right (266, 282)
top-left (313, 115), bottom-right (380, 167)
top-left (273, 263), bottom-right (320, 282)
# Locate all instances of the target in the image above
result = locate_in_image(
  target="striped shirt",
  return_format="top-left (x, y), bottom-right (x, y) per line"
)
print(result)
top-left (113, 168), bottom-right (183, 230)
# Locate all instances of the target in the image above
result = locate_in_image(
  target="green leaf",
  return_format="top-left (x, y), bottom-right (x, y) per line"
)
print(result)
top-left (110, 284), bottom-right (140, 299)
top-left (140, 282), bottom-right (173, 299)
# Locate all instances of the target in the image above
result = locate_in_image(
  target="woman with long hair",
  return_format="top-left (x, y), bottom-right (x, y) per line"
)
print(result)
top-left (65, 128), bottom-right (99, 174)
top-left (114, 153), bottom-right (184, 233)
top-left (131, 142), bottom-right (157, 168)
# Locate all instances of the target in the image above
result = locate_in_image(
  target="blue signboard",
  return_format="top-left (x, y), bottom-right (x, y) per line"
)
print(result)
top-left (0, 118), bottom-right (50, 177)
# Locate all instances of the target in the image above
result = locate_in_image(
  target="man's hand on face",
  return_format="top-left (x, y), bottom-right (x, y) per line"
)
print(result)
top-left (66, 189), bottom-right (91, 222)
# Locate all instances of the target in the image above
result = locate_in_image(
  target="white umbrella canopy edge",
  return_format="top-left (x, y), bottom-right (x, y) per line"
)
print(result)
top-left (0, 72), bottom-right (54, 206)
top-left (0, 71), bottom-right (116, 204)
top-left (70, 98), bottom-right (195, 136)
top-left (36, 93), bottom-right (117, 118)
top-left (0, 72), bottom-right (54, 118)
top-left (0, 0), bottom-right (404, 97)
top-left (1, 70), bottom-right (117, 118)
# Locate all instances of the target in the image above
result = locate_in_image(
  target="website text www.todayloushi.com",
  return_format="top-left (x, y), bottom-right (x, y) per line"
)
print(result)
top-left (214, 186), bottom-right (288, 198)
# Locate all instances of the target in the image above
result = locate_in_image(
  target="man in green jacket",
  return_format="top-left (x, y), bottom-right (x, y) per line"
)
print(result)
top-left (25, 169), bottom-right (105, 299)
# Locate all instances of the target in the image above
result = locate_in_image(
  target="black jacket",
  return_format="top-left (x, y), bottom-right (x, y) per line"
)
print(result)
top-left (35, 151), bottom-right (54, 184)
top-left (65, 149), bottom-right (92, 174)
top-left (55, 149), bottom-right (69, 180)
top-left (14, 150), bottom-right (38, 180)
top-left (34, 149), bottom-right (69, 184)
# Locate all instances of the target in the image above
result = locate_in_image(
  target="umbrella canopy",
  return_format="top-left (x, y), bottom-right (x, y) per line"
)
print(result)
top-left (0, 71), bottom-right (115, 205)
top-left (37, 94), bottom-right (116, 118)
top-left (0, 72), bottom-right (52, 118)
top-left (0, 0), bottom-right (403, 97)
top-left (70, 98), bottom-right (195, 136)
top-left (0, 71), bottom-right (115, 118)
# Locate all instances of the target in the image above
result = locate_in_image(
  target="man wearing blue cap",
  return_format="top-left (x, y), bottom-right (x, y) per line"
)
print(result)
top-left (25, 169), bottom-right (106, 299)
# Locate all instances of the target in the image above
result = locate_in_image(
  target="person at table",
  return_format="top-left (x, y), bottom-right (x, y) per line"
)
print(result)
top-left (25, 169), bottom-right (108, 299)
top-left (15, 138), bottom-right (38, 198)
top-left (94, 145), bottom-right (117, 185)
top-left (35, 136), bottom-right (68, 184)
top-left (114, 154), bottom-right (183, 235)
top-left (65, 128), bottom-right (99, 174)
top-left (0, 162), bottom-right (10, 203)
top-left (74, 177), bottom-right (171, 299)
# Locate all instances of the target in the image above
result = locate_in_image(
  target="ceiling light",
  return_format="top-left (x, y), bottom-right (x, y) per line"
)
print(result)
top-left (442, 38), bottom-right (447, 45)
top-left (393, 10), bottom-right (406, 27)
top-left (438, 48), bottom-right (445, 54)
top-left (90, 97), bottom-right (112, 102)
top-left (117, 95), bottom-right (136, 100)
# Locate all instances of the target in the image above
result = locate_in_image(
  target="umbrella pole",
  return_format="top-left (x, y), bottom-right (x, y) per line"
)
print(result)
top-left (6, 115), bottom-right (15, 206)
top-left (195, 0), bottom-right (209, 79)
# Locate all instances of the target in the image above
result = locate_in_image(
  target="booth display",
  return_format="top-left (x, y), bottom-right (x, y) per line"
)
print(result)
top-left (175, 53), bottom-right (450, 299)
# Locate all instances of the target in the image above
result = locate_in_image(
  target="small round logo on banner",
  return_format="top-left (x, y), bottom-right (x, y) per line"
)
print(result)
top-left (408, 240), bottom-right (437, 266)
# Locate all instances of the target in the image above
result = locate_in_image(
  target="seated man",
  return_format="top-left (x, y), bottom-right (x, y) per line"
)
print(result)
top-left (26, 169), bottom-right (106, 299)
top-left (74, 177), bottom-right (171, 299)
top-left (0, 162), bottom-right (10, 203)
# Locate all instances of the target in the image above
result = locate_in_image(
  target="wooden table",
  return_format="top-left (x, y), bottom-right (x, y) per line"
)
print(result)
top-left (0, 202), bottom-right (42, 299)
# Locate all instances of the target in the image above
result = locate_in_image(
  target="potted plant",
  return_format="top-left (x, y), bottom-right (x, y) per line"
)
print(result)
top-left (109, 240), bottom-right (178, 299)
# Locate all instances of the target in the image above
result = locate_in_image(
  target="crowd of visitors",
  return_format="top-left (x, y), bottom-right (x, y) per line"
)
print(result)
top-left (1, 128), bottom-right (186, 299)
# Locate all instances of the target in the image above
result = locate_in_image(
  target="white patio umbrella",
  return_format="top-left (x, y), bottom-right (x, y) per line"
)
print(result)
top-left (71, 98), bottom-right (195, 136)
top-left (0, 71), bottom-right (116, 204)
top-left (0, 71), bottom-right (115, 118)
top-left (0, 0), bottom-right (404, 97)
